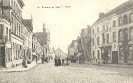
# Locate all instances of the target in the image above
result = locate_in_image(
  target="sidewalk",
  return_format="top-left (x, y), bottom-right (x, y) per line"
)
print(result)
top-left (0, 60), bottom-right (42, 72)
top-left (89, 62), bottom-right (133, 68)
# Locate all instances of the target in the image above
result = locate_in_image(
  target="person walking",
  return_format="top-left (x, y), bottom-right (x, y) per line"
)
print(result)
top-left (58, 58), bottom-right (61, 66)
top-left (54, 57), bottom-right (58, 66)
top-left (62, 59), bottom-right (64, 66)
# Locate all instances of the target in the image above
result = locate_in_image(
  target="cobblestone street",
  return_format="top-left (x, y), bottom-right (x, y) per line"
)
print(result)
top-left (0, 61), bottom-right (133, 83)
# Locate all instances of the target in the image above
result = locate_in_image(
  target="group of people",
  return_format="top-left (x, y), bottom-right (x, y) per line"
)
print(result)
top-left (54, 57), bottom-right (65, 66)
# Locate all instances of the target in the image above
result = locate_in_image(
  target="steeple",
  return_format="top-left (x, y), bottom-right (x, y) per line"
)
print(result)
top-left (43, 22), bottom-right (46, 33)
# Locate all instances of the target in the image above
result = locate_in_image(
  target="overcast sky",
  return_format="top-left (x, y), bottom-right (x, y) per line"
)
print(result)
top-left (22, 0), bottom-right (128, 53)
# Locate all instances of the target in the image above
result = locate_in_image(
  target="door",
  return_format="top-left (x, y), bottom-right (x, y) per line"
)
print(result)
top-left (112, 51), bottom-right (118, 64)
top-left (0, 47), bottom-right (5, 68)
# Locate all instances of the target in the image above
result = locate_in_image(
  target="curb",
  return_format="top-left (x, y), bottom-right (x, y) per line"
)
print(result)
top-left (97, 64), bottom-right (133, 68)
top-left (0, 63), bottom-right (41, 73)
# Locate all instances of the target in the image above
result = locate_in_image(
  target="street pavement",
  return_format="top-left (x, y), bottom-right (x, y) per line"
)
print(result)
top-left (0, 60), bottom-right (133, 83)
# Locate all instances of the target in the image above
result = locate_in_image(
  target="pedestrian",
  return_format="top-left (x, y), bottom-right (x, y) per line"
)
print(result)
top-left (58, 58), bottom-right (61, 66)
top-left (62, 59), bottom-right (64, 66)
top-left (22, 59), bottom-right (27, 68)
top-left (54, 57), bottom-right (58, 66)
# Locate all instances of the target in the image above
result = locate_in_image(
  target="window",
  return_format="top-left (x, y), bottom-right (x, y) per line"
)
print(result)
top-left (6, 27), bottom-right (8, 42)
top-left (118, 17), bottom-right (122, 26)
top-left (16, 22), bottom-right (18, 35)
top-left (119, 30), bottom-right (123, 42)
top-left (130, 27), bottom-right (133, 40)
top-left (19, 24), bottom-right (21, 36)
top-left (123, 29), bottom-right (128, 42)
top-left (9, 29), bottom-right (11, 42)
top-left (16, 4), bottom-right (17, 13)
top-left (97, 37), bottom-right (99, 45)
top-left (97, 50), bottom-right (100, 59)
top-left (12, 17), bottom-right (14, 32)
top-left (102, 25), bottom-right (105, 31)
top-left (113, 20), bottom-right (116, 27)
top-left (0, 24), bottom-right (3, 39)
top-left (93, 50), bottom-right (95, 59)
top-left (14, 20), bottom-right (16, 34)
top-left (97, 27), bottom-right (99, 32)
top-left (102, 33), bottom-right (105, 44)
top-left (106, 33), bottom-right (109, 43)
top-left (14, 2), bottom-right (15, 10)
top-left (92, 38), bottom-right (94, 46)
top-left (113, 32), bottom-right (116, 42)
top-left (123, 15), bottom-right (128, 25)
top-left (119, 47), bottom-right (124, 59)
top-left (18, 23), bottom-right (20, 36)
top-left (106, 23), bottom-right (109, 31)
top-left (129, 13), bottom-right (133, 23)
top-left (92, 30), bottom-right (94, 34)
top-left (11, 0), bottom-right (14, 8)
top-left (129, 47), bottom-right (133, 58)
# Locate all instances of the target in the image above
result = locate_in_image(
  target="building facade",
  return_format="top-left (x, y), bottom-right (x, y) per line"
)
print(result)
top-left (32, 34), bottom-right (42, 61)
top-left (55, 47), bottom-right (66, 59)
top-left (91, 0), bottom-right (133, 64)
top-left (0, 15), bottom-right (11, 68)
top-left (0, 0), bottom-right (35, 69)
top-left (34, 23), bottom-right (50, 62)
top-left (22, 19), bottom-right (33, 62)
top-left (1, 0), bottom-right (25, 68)
top-left (68, 40), bottom-right (78, 62)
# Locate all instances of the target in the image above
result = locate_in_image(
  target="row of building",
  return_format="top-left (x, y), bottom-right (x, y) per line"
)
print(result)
top-left (0, 0), bottom-right (50, 69)
top-left (68, 0), bottom-right (133, 64)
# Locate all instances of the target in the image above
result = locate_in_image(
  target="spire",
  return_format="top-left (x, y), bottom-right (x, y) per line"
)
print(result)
top-left (43, 22), bottom-right (46, 33)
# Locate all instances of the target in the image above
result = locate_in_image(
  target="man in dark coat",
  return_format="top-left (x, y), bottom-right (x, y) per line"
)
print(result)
top-left (58, 58), bottom-right (61, 66)
top-left (62, 59), bottom-right (64, 66)
top-left (54, 57), bottom-right (58, 66)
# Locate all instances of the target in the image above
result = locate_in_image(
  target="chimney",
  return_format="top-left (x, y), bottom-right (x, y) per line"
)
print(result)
top-left (99, 12), bottom-right (104, 18)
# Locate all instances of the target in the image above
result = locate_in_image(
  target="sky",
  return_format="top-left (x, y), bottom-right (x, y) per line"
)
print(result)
top-left (22, 0), bottom-right (128, 53)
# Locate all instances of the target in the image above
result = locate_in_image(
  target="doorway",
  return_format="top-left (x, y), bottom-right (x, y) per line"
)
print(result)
top-left (0, 47), bottom-right (5, 68)
top-left (112, 51), bottom-right (118, 64)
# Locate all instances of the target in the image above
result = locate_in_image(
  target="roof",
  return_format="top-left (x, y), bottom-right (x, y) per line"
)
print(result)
top-left (34, 32), bottom-right (47, 45)
top-left (93, 0), bottom-right (133, 26)
top-left (23, 19), bottom-right (33, 32)
top-left (17, 0), bottom-right (25, 8)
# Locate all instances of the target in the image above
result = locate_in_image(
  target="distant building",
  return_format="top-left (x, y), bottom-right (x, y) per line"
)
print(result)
top-left (55, 47), bottom-right (66, 59)
top-left (34, 23), bottom-right (50, 58)
top-left (68, 39), bottom-right (78, 62)
top-left (32, 34), bottom-right (42, 61)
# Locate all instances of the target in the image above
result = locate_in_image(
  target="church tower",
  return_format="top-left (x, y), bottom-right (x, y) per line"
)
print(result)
top-left (43, 22), bottom-right (46, 33)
